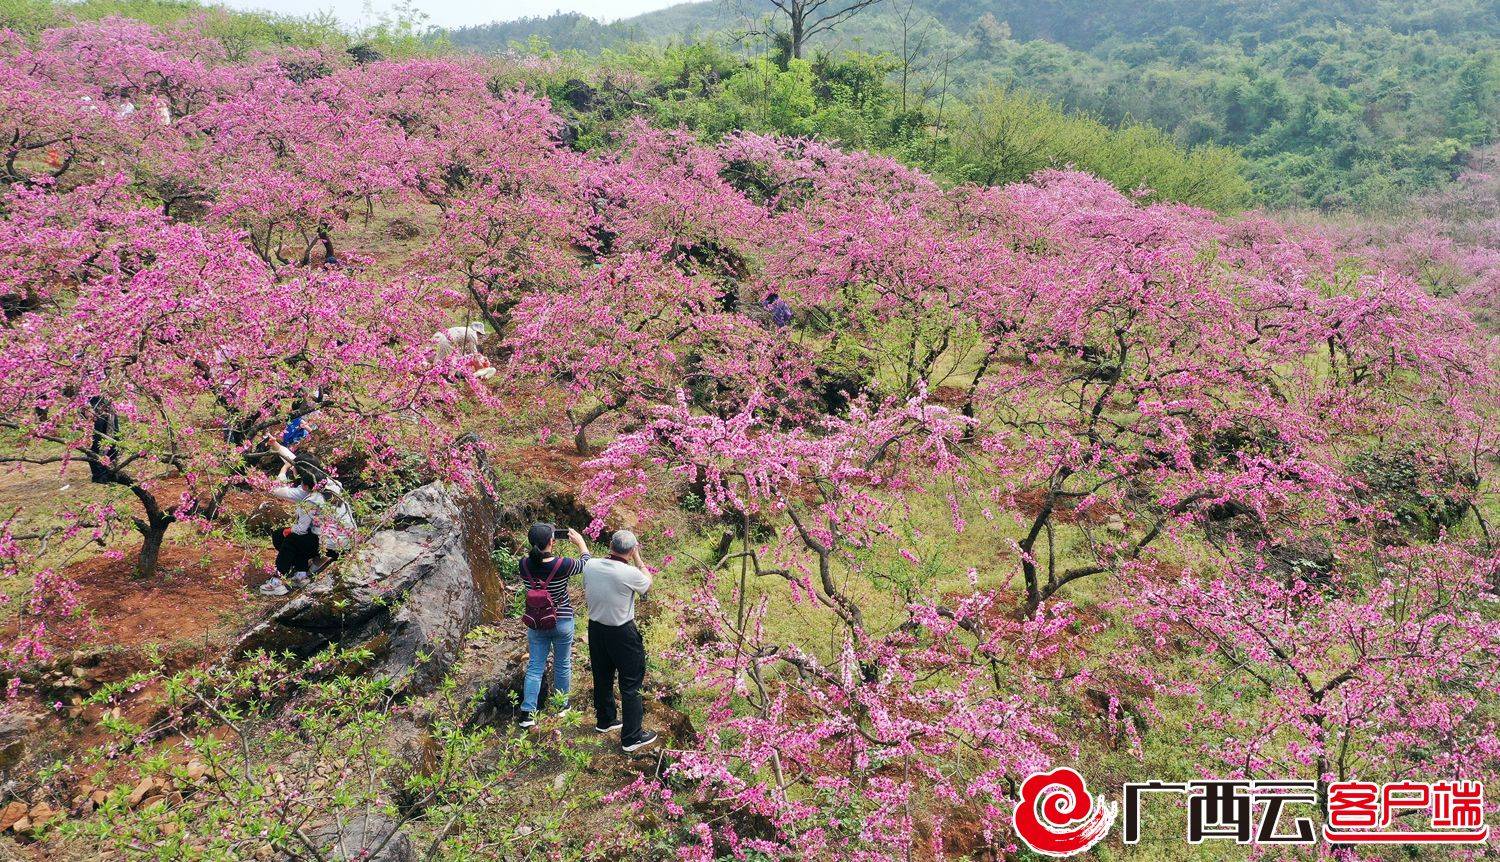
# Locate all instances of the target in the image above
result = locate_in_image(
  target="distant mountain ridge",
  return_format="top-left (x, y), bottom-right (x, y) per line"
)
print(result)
top-left (448, 4), bottom-right (718, 54)
top-left (450, 0), bottom-right (1499, 56)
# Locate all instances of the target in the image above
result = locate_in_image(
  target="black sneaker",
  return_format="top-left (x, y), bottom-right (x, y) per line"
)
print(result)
top-left (518, 712), bottom-right (536, 728)
top-left (621, 730), bottom-right (659, 752)
top-left (594, 721), bottom-right (623, 734)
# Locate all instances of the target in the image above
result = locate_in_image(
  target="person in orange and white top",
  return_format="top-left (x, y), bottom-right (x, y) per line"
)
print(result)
top-left (431, 321), bottom-right (495, 379)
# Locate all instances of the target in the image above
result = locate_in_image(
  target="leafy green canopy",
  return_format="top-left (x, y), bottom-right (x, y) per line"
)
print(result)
top-left (549, 43), bottom-right (1252, 211)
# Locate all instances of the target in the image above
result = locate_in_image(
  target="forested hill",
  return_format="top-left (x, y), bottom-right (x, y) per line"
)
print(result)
top-left (449, 0), bottom-right (1500, 211)
top-left (918, 0), bottom-right (1500, 45)
top-left (457, 0), bottom-right (1500, 49)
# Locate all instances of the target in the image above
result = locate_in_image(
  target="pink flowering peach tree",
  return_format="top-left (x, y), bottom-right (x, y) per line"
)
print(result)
top-left (0, 183), bottom-right (475, 577)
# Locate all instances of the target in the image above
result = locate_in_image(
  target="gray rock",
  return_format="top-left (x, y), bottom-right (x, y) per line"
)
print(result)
top-left (0, 712), bottom-right (38, 774)
top-left (307, 812), bottom-right (414, 862)
top-left (235, 481), bottom-right (503, 697)
top-left (446, 621), bottom-right (533, 727)
top-left (364, 485), bottom-right (486, 692)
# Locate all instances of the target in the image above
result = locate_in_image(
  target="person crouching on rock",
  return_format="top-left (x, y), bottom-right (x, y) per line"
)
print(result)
top-left (260, 472), bottom-right (324, 597)
top-left (313, 476), bottom-right (358, 571)
top-left (518, 522), bottom-right (591, 728)
top-left (582, 530), bottom-right (659, 752)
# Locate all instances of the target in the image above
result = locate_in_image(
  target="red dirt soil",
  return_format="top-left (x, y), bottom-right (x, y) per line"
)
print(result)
top-left (10, 539), bottom-right (270, 656)
top-left (1012, 487), bottom-right (1121, 526)
top-left (0, 537), bottom-right (274, 818)
top-left (493, 444), bottom-right (594, 490)
top-left (929, 385), bottom-right (970, 407)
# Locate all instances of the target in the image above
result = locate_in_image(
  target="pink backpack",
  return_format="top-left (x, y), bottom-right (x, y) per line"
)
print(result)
top-left (520, 557), bottom-right (562, 631)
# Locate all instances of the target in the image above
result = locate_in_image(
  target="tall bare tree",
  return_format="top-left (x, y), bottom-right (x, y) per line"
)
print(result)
top-left (895, 0), bottom-right (933, 112)
top-left (755, 0), bottom-right (886, 60)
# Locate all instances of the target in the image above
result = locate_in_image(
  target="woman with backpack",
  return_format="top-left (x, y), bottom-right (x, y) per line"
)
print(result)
top-left (518, 522), bottom-right (590, 728)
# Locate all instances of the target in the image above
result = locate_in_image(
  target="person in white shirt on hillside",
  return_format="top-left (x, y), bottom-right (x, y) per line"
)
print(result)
top-left (316, 477), bottom-right (358, 563)
top-left (582, 530), bottom-right (659, 752)
top-left (431, 321), bottom-right (483, 360)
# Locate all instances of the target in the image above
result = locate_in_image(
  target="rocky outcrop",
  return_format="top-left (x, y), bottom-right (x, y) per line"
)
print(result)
top-left (446, 621), bottom-right (535, 727)
top-left (307, 813), bottom-right (414, 862)
top-left (0, 712), bottom-right (38, 777)
top-left (493, 488), bottom-right (600, 541)
top-left (235, 481), bottom-right (502, 697)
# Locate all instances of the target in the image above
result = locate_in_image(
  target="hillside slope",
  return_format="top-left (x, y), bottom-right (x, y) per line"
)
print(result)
top-left (0, 9), bottom-right (1496, 862)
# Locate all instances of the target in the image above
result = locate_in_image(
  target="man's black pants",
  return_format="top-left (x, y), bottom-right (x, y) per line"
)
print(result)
top-left (588, 619), bottom-right (646, 744)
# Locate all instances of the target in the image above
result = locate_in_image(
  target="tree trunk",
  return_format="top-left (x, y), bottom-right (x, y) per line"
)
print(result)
top-left (1017, 496), bottom-right (1053, 614)
top-left (135, 521), bottom-right (167, 579)
top-left (318, 224), bottom-right (335, 263)
top-left (573, 394), bottom-right (626, 455)
top-left (962, 341), bottom-right (999, 434)
top-left (790, 11), bottom-right (805, 60)
top-left (128, 482), bottom-right (176, 580)
top-left (1018, 468), bottom-right (1074, 616)
top-left (573, 422), bottom-right (593, 456)
top-left (465, 276), bottom-right (513, 337)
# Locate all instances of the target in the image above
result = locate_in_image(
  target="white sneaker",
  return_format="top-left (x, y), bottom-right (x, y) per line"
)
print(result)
top-left (518, 712), bottom-right (536, 728)
top-left (290, 571), bottom-right (310, 587)
top-left (259, 578), bottom-right (289, 597)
